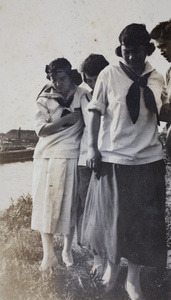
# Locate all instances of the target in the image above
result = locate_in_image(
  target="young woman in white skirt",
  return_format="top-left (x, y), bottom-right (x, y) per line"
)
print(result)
top-left (31, 58), bottom-right (87, 271)
top-left (82, 24), bottom-right (169, 300)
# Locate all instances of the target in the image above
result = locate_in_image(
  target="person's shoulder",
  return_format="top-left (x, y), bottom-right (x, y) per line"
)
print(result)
top-left (99, 63), bottom-right (116, 74)
top-left (102, 61), bottom-right (121, 75)
top-left (36, 83), bottom-right (54, 106)
top-left (76, 86), bottom-right (89, 98)
top-left (95, 63), bottom-right (116, 82)
top-left (152, 69), bottom-right (164, 82)
top-left (146, 62), bottom-right (164, 82)
top-left (37, 83), bottom-right (53, 98)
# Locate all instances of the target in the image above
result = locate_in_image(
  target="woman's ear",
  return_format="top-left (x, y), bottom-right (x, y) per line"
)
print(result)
top-left (115, 46), bottom-right (122, 57)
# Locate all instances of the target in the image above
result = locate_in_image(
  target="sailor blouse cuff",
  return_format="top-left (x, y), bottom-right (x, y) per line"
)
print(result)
top-left (87, 101), bottom-right (105, 115)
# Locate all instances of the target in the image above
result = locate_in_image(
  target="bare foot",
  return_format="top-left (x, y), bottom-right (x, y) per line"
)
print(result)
top-left (62, 250), bottom-right (73, 267)
top-left (167, 249), bottom-right (171, 269)
top-left (90, 255), bottom-right (105, 280)
top-left (39, 254), bottom-right (58, 272)
top-left (125, 281), bottom-right (146, 300)
top-left (91, 264), bottom-right (104, 280)
top-left (102, 261), bottom-right (120, 293)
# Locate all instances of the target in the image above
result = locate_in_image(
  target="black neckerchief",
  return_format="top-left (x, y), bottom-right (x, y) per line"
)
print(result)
top-left (55, 93), bottom-right (75, 108)
top-left (120, 61), bottom-right (160, 125)
top-left (37, 85), bottom-right (77, 108)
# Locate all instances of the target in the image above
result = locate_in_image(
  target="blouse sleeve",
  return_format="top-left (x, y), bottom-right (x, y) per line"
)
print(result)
top-left (87, 71), bottom-right (108, 115)
top-left (35, 97), bottom-right (49, 136)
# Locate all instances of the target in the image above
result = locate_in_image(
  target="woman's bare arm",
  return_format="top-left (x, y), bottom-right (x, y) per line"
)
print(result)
top-left (86, 110), bottom-right (101, 171)
top-left (39, 111), bottom-right (81, 137)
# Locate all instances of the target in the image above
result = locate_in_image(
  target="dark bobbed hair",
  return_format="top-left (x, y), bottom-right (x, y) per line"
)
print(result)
top-left (150, 19), bottom-right (171, 40)
top-left (45, 58), bottom-right (82, 86)
top-left (115, 23), bottom-right (155, 57)
top-left (81, 54), bottom-right (109, 83)
top-left (45, 58), bottom-right (72, 79)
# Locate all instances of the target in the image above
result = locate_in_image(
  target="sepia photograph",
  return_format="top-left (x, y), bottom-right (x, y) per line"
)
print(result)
top-left (0, 0), bottom-right (171, 299)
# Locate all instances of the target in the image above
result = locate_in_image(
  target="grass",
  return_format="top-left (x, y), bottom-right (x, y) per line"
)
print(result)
top-left (0, 133), bottom-right (171, 300)
top-left (0, 194), bottom-right (106, 300)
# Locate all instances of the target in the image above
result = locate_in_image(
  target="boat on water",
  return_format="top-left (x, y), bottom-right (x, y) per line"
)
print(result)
top-left (0, 148), bottom-right (34, 164)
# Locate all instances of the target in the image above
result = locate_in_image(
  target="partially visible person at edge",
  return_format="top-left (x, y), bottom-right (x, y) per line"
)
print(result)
top-left (31, 58), bottom-right (87, 271)
top-left (151, 19), bottom-right (171, 271)
top-left (81, 24), bottom-right (169, 300)
top-left (77, 54), bottom-right (109, 277)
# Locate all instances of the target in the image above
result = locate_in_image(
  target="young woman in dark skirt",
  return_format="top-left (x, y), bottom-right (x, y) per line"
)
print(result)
top-left (81, 24), bottom-right (169, 300)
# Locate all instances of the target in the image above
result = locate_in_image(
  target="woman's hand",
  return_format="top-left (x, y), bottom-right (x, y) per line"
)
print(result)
top-left (86, 147), bottom-right (101, 173)
top-left (39, 111), bottom-right (81, 136)
top-left (62, 111), bottom-right (81, 125)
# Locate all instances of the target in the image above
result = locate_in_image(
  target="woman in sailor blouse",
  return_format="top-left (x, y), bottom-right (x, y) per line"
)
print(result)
top-left (81, 24), bottom-right (168, 299)
top-left (31, 58), bottom-right (87, 271)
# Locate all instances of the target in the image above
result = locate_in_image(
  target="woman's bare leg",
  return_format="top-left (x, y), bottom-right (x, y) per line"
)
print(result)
top-left (102, 259), bottom-right (120, 292)
top-left (125, 261), bottom-right (145, 300)
top-left (39, 233), bottom-right (58, 271)
top-left (62, 226), bottom-right (75, 267)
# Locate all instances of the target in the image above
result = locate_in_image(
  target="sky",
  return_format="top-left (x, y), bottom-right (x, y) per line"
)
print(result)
top-left (0, 0), bottom-right (171, 133)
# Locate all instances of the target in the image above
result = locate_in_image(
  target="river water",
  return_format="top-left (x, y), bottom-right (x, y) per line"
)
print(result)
top-left (0, 161), bottom-right (33, 211)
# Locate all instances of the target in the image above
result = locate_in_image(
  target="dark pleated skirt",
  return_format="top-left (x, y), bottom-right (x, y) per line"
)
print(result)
top-left (81, 160), bottom-right (167, 268)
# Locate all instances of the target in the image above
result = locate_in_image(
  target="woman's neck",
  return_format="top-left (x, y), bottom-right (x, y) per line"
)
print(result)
top-left (55, 82), bottom-right (76, 98)
top-left (131, 63), bottom-right (146, 77)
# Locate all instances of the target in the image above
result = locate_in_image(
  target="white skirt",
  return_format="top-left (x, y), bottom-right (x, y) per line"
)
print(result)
top-left (31, 158), bottom-right (78, 234)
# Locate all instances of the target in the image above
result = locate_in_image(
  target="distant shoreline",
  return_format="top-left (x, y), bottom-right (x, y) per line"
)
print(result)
top-left (0, 148), bottom-right (34, 164)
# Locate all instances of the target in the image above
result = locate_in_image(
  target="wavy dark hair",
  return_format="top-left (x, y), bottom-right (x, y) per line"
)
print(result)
top-left (81, 54), bottom-right (109, 83)
top-left (45, 58), bottom-right (82, 86)
top-left (115, 23), bottom-right (155, 57)
top-left (150, 19), bottom-right (171, 40)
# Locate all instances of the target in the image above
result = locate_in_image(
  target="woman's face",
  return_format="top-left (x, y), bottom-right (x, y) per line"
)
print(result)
top-left (121, 44), bottom-right (147, 73)
top-left (50, 71), bottom-right (72, 96)
top-left (85, 74), bottom-right (97, 90)
top-left (155, 37), bottom-right (171, 63)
